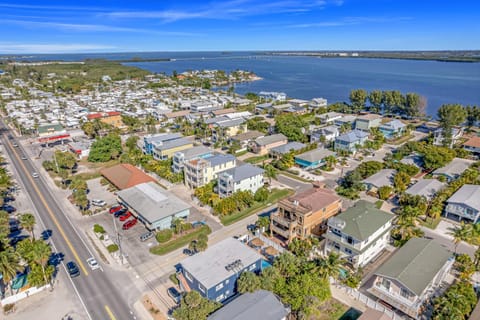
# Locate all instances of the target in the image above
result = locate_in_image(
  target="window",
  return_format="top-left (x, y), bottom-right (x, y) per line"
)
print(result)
top-left (198, 284), bottom-right (206, 293)
top-left (215, 294), bottom-right (224, 302)
top-left (225, 279), bottom-right (229, 284)
top-left (249, 264), bottom-right (256, 271)
top-left (381, 278), bottom-right (390, 291)
top-left (184, 272), bottom-right (192, 282)
top-left (344, 247), bottom-right (352, 254)
top-left (400, 288), bottom-right (410, 299)
top-left (215, 283), bottom-right (224, 291)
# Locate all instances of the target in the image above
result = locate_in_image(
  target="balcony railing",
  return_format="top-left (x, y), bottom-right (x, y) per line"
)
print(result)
top-left (325, 230), bottom-right (362, 250)
top-left (270, 224), bottom-right (291, 239)
top-left (271, 214), bottom-right (297, 228)
top-left (369, 285), bottom-right (421, 318)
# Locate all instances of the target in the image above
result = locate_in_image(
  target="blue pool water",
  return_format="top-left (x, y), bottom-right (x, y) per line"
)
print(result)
top-left (261, 260), bottom-right (272, 269)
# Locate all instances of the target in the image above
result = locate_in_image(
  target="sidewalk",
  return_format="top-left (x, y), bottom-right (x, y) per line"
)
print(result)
top-left (330, 284), bottom-right (368, 313)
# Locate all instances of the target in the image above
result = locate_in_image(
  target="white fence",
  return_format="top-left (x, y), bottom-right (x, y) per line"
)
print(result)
top-left (1, 284), bottom-right (50, 306)
top-left (335, 284), bottom-right (406, 320)
top-left (255, 232), bottom-right (286, 254)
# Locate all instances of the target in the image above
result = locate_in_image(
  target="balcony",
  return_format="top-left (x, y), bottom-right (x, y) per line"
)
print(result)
top-left (271, 214), bottom-right (297, 228)
top-left (270, 224), bottom-right (291, 239)
top-left (325, 230), bottom-right (362, 250)
top-left (369, 285), bottom-right (421, 318)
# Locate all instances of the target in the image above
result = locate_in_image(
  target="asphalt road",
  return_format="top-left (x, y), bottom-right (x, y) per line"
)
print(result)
top-left (0, 122), bottom-right (135, 320)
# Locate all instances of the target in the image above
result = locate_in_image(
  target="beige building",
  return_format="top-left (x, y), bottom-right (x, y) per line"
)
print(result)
top-left (270, 186), bottom-right (342, 243)
top-left (249, 134), bottom-right (288, 155)
top-left (184, 154), bottom-right (236, 189)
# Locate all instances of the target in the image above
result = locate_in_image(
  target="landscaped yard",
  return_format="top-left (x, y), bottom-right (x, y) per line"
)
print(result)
top-left (419, 216), bottom-right (442, 229)
top-left (386, 134), bottom-right (414, 145)
top-left (149, 225), bottom-right (211, 255)
top-left (220, 188), bottom-right (293, 226)
top-left (316, 299), bottom-right (361, 320)
top-left (244, 154), bottom-right (269, 164)
top-left (280, 171), bottom-right (312, 183)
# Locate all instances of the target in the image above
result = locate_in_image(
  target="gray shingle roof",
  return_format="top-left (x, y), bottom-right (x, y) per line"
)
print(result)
top-left (181, 238), bottom-right (263, 289)
top-left (380, 119), bottom-right (406, 131)
top-left (255, 134), bottom-right (287, 146)
top-left (216, 118), bottom-right (246, 128)
top-left (362, 169), bottom-right (396, 188)
top-left (219, 164), bottom-right (264, 183)
top-left (447, 184), bottom-right (480, 211)
top-left (295, 148), bottom-right (335, 163)
top-left (336, 129), bottom-right (368, 143)
top-left (231, 131), bottom-right (265, 142)
top-left (206, 154), bottom-right (236, 167)
top-left (145, 132), bottom-right (182, 144)
top-left (208, 290), bottom-right (288, 320)
top-left (330, 200), bottom-right (394, 241)
top-left (433, 157), bottom-right (473, 177)
top-left (374, 238), bottom-right (452, 296)
top-left (117, 182), bottom-right (191, 224)
top-left (405, 179), bottom-right (446, 200)
top-left (270, 142), bottom-right (306, 155)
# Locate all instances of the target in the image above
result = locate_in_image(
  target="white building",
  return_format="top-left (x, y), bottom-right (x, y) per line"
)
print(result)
top-left (324, 201), bottom-right (394, 268)
top-left (217, 164), bottom-right (265, 198)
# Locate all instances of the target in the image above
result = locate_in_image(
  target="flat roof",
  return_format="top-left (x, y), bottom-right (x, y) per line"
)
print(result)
top-left (181, 237), bottom-right (263, 289)
top-left (100, 164), bottom-right (156, 190)
top-left (117, 182), bottom-right (191, 224)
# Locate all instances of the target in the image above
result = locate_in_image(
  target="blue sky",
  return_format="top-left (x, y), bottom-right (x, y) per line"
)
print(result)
top-left (0, 0), bottom-right (479, 53)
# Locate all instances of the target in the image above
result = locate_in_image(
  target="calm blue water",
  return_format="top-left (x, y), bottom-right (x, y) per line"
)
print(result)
top-left (2, 51), bottom-right (479, 116)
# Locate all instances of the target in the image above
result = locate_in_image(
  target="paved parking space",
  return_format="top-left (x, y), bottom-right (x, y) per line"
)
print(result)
top-left (86, 177), bottom-right (118, 207)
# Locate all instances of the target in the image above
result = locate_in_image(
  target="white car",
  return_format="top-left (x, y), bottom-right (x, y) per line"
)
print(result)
top-left (91, 199), bottom-right (106, 207)
top-left (86, 257), bottom-right (100, 270)
top-left (32, 172), bottom-right (39, 178)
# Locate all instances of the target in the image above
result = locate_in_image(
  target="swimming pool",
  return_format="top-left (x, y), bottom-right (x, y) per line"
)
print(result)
top-left (261, 260), bottom-right (272, 269)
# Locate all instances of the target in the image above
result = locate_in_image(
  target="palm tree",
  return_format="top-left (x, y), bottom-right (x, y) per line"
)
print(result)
top-left (20, 213), bottom-right (36, 241)
top-left (448, 223), bottom-right (471, 254)
top-left (392, 215), bottom-right (424, 246)
top-left (0, 248), bottom-right (21, 296)
top-left (264, 164), bottom-right (277, 185)
top-left (324, 155), bottom-right (337, 170)
top-left (317, 252), bottom-right (343, 281)
top-left (30, 241), bottom-right (53, 287)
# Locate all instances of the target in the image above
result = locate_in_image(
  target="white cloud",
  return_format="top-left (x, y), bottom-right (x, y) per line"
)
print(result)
top-left (287, 16), bottom-right (412, 28)
top-left (0, 43), bottom-right (117, 54)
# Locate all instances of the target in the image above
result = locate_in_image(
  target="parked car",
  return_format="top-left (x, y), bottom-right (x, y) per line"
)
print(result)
top-left (1, 205), bottom-right (16, 213)
top-left (167, 287), bottom-right (182, 304)
top-left (139, 231), bottom-right (154, 242)
top-left (86, 257), bottom-right (100, 270)
top-left (66, 261), bottom-right (80, 278)
top-left (119, 211), bottom-right (132, 221)
top-left (91, 199), bottom-right (106, 207)
top-left (12, 143), bottom-right (18, 147)
top-left (122, 219), bottom-right (137, 230)
top-left (114, 208), bottom-right (128, 217)
top-left (109, 205), bottom-right (123, 214)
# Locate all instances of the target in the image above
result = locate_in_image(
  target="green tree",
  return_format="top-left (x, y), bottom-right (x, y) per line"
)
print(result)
top-left (173, 291), bottom-right (220, 320)
top-left (20, 213), bottom-right (36, 241)
top-left (349, 89), bottom-right (368, 112)
top-left (288, 237), bottom-right (318, 258)
top-left (368, 90), bottom-right (383, 113)
top-left (237, 271), bottom-right (262, 293)
top-left (275, 114), bottom-right (307, 142)
top-left (254, 187), bottom-right (269, 202)
top-left (455, 254), bottom-right (476, 280)
top-left (433, 281), bottom-right (477, 320)
top-left (465, 105), bottom-right (479, 128)
top-left (437, 104), bottom-right (467, 147)
top-left (88, 134), bottom-right (123, 162)
top-left (0, 248), bottom-right (21, 295)
top-left (391, 216), bottom-right (424, 247)
top-left (377, 185), bottom-right (393, 200)
top-left (255, 216), bottom-right (270, 232)
top-left (393, 171), bottom-right (410, 193)
top-left (30, 240), bottom-right (53, 287)
top-left (264, 164), bottom-right (277, 184)
top-left (404, 92), bottom-right (424, 118)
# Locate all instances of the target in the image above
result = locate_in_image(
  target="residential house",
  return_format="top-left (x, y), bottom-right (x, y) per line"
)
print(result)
top-left (100, 163), bottom-right (156, 190)
top-left (191, 100), bottom-right (216, 112)
top-left (334, 130), bottom-right (369, 153)
top-left (142, 133), bottom-right (183, 155)
top-left (217, 164), bottom-right (265, 198)
top-left (368, 238), bottom-right (453, 319)
top-left (463, 136), bottom-right (480, 154)
top-left (433, 127), bottom-right (463, 147)
top-left (357, 309), bottom-right (393, 320)
top-left (324, 200), bottom-right (394, 268)
top-left (211, 118), bottom-right (248, 143)
top-left (433, 157), bottom-right (473, 182)
top-left (444, 184), bottom-right (480, 223)
top-left (184, 154), bottom-right (236, 189)
top-left (288, 98), bottom-right (309, 107)
top-left (117, 182), bottom-right (191, 230)
top-left (269, 142), bottom-right (306, 160)
top-left (230, 131), bottom-right (265, 151)
top-left (310, 125), bottom-right (339, 143)
top-left (87, 111), bottom-right (123, 128)
top-left (255, 102), bottom-right (274, 113)
top-left (249, 134), bottom-right (288, 155)
top-left (283, 105), bottom-right (307, 115)
top-left (362, 169), bottom-right (396, 194)
top-left (179, 237), bottom-right (263, 302)
top-left (294, 148), bottom-right (335, 169)
top-left (259, 91), bottom-right (287, 101)
top-left (207, 290), bottom-right (289, 320)
top-left (334, 115), bottom-right (357, 128)
top-left (151, 137), bottom-right (194, 160)
top-left (172, 146), bottom-right (213, 173)
top-left (309, 97), bottom-right (328, 109)
top-left (379, 119), bottom-right (406, 139)
top-left (405, 179), bottom-right (446, 201)
top-left (317, 112), bottom-right (342, 124)
top-left (163, 110), bottom-right (190, 124)
top-left (355, 114), bottom-right (382, 132)
top-left (270, 186), bottom-right (342, 243)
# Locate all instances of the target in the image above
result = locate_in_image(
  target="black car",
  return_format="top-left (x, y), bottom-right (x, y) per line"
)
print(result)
top-left (1, 205), bottom-right (16, 213)
top-left (114, 208), bottom-right (128, 217)
top-left (66, 261), bottom-right (80, 278)
top-left (167, 287), bottom-right (182, 304)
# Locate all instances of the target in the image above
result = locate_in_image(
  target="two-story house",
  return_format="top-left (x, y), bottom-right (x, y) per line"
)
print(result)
top-left (270, 186), bottom-right (342, 243)
top-left (172, 146), bottom-right (213, 173)
top-left (316, 112), bottom-right (342, 124)
top-left (152, 137), bottom-right (194, 160)
top-left (184, 154), bottom-right (236, 189)
top-left (230, 131), bottom-right (265, 152)
top-left (217, 164), bottom-right (265, 198)
top-left (334, 130), bottom-right (369, 153)
top-left (179, 237), bottom-right (263, 302)
top-left (142, 133), bottom-right (183, 155)
top-left (444, 184), bottom-right (480, 223)
top-left (355, 114), bottom-right (382, 132)
top-left (379, 119), bottom-right (406, 139)
top-left (269, 142), bottom-right (306, 160)
top-left (463, 136), bottom-right (480, 154)
top-left (249, 134), bottom-right (288, 155)
top-left (324, 200), bottom-right (394, 268)
top-left (294, 148), bottom-right (335, 169)
top-left (310, 125), bottom-right (339, 144)
top-left (210, 118), bottom-right (248, 143)
top-left (368, 238), bottom-right (453, 319)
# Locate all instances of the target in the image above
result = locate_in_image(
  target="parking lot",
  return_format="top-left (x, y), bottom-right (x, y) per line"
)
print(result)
top-left (86, 177), bottom-right (118, 208)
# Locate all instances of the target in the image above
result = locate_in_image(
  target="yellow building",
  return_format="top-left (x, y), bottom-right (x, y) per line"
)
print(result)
top-left (152, 138), bottom-right (194, 160)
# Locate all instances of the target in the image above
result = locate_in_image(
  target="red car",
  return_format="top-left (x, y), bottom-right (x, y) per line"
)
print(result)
top-left (122, 219), bottom-right (137, 230)
top-left (109, 205), bottom-right (123, 214)
top-left (119, 211), bottom-right (132, 221)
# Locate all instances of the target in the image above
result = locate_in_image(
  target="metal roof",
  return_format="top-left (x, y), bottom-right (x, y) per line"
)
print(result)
top-left (181, 238), bottom-right (263, 289)
top-left (447, 184), bottom-right (480, 211)
top-left (362, 169), bottom-right (396, 188)
top-left (295, 147), bottom-right (335, 163)
top-left (336, 129), bottom-right (368, 143)
top-left (374, 238), bottom-right (452, 296)
top-left (270, 142), bottom-right (306, 155)
top-left (405, 179), bottom-right (446, 200)
top-left (218, 164), bottom-right (264, 183)
top-left (255, 134), bottom-right (287, 146)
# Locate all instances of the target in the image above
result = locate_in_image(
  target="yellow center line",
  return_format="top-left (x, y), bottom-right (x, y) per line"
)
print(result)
top-left (5, 138), bottom-right (89, 276)
top-left (105, 305), bottom-right (117, 320)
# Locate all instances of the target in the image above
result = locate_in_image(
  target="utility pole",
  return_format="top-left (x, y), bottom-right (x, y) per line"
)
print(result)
top-left (112, 213), bottom-right (124, 264)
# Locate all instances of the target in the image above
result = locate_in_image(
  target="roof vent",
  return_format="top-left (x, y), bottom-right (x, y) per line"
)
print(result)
top-left (293, 200), bottom-right (299, 206)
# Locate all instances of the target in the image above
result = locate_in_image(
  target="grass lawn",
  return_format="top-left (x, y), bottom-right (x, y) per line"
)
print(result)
top-left (244, 154), bottom-right (269, 164)
top-left (149, 225), bottom-right (211, 255)
top-left (419, 216), bottom-right (442, 229)
top-left (387, 134), bottom-right (414, 145)
top-left (73, 171), bottom-right (102, 181)
top-left (220, 189), bottom-right (293, 226)
top-left (317, 299), bottom-right (361, 320)
top-left (375, 200), bottom-right (383, 209)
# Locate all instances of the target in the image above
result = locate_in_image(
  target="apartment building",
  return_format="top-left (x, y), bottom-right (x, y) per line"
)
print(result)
top-left (184, 154), bottom-right (236, 189)
top-left (217, 164), bottom-right (264, 198)
top-left (172, 146), bottom-right (213, 173)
